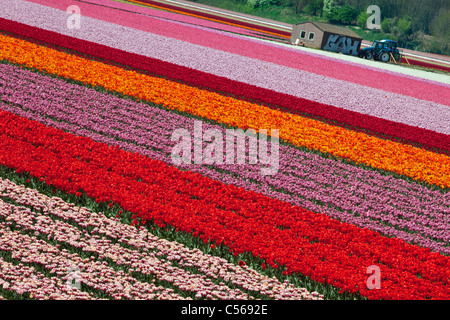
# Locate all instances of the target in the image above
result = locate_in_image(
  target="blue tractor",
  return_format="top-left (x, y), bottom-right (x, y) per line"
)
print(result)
top-left (358, 39), bottom-right (401, 63)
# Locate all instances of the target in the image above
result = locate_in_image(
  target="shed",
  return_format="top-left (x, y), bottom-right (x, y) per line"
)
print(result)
top-left (290, 21), bottom-right (363, 56)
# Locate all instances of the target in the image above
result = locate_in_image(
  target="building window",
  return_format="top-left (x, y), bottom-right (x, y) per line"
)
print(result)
top-left (300, 30), bottom-right (306, 39)
top-left (308, 32), bottom-right (315, 41)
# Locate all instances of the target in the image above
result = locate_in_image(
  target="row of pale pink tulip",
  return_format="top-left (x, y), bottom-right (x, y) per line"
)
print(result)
top-left (0, 223), bottom-right (189, 300)
top-left (0, 256), bottom-right (96, 300)
top-left (0, 177), bottom-right (323, 300)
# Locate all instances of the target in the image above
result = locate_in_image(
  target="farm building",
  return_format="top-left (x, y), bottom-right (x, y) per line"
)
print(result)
top-left (290, 21), bottom-right (363, 56)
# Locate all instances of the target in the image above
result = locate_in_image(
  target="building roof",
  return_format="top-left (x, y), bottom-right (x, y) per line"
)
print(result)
top-left (294, 21), bottom-right (362, 39)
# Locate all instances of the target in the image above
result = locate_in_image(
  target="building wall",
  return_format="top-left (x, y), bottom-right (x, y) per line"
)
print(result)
top-left (290, 23), bottom-right (324, 49)
top-left (320, 32), bottom-right (362, 56)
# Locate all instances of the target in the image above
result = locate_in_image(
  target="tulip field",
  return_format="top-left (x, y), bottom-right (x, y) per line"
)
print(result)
top-left (0, 0), bottom-right (449, 301)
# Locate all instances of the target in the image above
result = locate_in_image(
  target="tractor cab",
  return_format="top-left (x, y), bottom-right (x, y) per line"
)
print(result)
top-left (358, 39), bottom-right (401, 63)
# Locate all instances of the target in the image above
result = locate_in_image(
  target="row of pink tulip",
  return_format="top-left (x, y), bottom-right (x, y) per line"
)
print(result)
top-left (0, 221), bottom-right (187, 300)
top-left (0, 255), bottom-right (97, 300)
top-left (22, 0), bottom-right (450, 105)
top-left (84, 0), bottom-right (278, 40)
top-left (0, 177), bottom-right (323, 300)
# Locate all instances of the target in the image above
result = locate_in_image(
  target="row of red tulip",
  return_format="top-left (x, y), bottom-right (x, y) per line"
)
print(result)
top-left (404, 58), bottom-right (450, 73)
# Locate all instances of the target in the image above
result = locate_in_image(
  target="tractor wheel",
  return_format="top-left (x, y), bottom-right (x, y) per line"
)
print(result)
top-left (365, 51), bottom-right (373, 60)
top-left (380, 52), bottom-right (390, 62)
